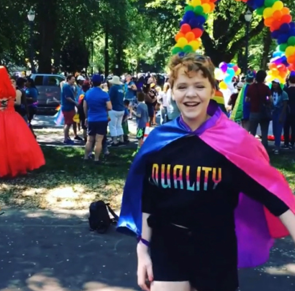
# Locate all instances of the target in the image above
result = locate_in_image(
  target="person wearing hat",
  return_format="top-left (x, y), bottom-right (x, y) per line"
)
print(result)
top-left (108, 75), bottom-right (125, 146)
top-left (271, 79), bottom-right (289, 154)
top-left (83, 74), bottom-right (112, 163)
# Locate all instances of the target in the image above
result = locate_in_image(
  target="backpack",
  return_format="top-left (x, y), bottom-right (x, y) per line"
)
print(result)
top-left (88, 201), bottom-right (118, 233)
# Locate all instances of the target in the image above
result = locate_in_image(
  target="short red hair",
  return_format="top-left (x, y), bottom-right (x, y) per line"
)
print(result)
top-left (0, 66), bottom-right (16, 99)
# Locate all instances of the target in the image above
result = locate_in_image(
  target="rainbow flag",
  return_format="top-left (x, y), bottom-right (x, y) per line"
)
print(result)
top-left (212, 90), bottom-right (227, 114)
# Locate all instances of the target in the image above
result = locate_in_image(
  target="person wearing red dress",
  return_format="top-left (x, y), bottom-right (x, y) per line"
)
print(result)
top-left (0, 66), bottom-right (45, 177)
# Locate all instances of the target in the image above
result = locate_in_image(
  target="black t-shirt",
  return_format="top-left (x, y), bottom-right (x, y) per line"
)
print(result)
top-left (142, 135), bottom-right (288, 261)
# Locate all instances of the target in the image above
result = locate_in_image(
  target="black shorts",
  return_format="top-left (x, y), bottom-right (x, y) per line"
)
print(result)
top-left (87, 121), bottom-right (108, 136)
top-left (146, 103), bottom-right (154, 118)
top-left (149, 222), bottom-right (239, 291)
top-left (136, 128), bottom-right (145, 139)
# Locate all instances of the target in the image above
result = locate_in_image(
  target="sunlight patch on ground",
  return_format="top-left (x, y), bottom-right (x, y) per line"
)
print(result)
top-left (0, 174), bottom-right (124, 210)
top-left (264, 264), bottom-right (295, 276)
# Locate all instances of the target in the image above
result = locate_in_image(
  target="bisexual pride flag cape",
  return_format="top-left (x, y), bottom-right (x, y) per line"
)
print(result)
top-left (117, 100), bottom-right (295, 268)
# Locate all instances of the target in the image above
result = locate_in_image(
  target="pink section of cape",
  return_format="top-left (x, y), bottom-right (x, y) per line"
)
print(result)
top-left (200, 113), bottom-right (295, 238)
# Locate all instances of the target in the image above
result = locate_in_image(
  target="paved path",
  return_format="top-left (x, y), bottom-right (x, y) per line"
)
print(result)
top-left (0, 208), bottom-right (295, 291)
top-left (32, 114), bottom-right (138, 147)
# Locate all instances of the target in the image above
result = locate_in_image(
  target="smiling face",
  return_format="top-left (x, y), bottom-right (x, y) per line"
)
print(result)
top-left (172, 66), bottom-right (215, 130)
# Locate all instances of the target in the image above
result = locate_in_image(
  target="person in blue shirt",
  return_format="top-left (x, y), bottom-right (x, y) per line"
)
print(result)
top-left (61, 75), bottom-right (77, 144)
top-left (108, 75), bottom-right (125, 146)
top-left (124, 74), bottom-right (137, 104)
top-left (83, 74), bottom-right (112, 164)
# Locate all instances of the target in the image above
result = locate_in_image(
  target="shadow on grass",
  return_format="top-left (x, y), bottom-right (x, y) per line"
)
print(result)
top-left (0, 209), bottom-right (295, 291)
top-left (0, 146), bottom-right (134, 209)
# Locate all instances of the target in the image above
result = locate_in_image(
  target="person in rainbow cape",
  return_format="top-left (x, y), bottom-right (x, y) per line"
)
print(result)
top-left (117, 54), bottom-right (295, 291)
top-left (230, 71), bottom-right (255, 130)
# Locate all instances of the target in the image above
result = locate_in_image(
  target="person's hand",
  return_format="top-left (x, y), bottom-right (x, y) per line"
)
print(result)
top-left (137, 244), bottom-right (153, 291)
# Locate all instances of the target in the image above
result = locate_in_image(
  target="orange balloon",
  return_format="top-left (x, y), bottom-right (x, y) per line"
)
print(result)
top-left (287, 56), bottom-right (295, 64)
top-left (209, 3), bottom-right (215, 11)
top-left (272, 10), bottom-right (282, 20)
top-left (281, 7), bottom-right (290, 15)
top-left (264, 17), bottom-right (273, 27)
top-left (175, 32), bottom-right (185, 42)
top-left (269, 63), bottom-right (277, 70)
top-left (185, 32), bottom-right (195, 42)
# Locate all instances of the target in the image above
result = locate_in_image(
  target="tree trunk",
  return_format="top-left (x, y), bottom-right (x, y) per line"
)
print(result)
top-left (104, 22), bottom-right (109, 77)
top-left (37, 0), bottom-right (57, 73)
top-left (260, 29), bottom-right (272, 70)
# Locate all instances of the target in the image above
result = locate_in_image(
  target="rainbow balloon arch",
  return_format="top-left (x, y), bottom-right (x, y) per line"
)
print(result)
top-left (172, 0), bottom-right (295, 84)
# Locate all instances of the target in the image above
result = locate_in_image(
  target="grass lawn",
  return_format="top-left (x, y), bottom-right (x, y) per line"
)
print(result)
top-left (0, 146), bottom-right (294, 211)
top-left (0, 146), bottom-right (134, 210)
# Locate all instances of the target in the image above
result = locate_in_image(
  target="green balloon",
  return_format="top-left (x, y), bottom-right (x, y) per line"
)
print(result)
top-left (194, 6), bottom-right (204, 15)
top-left (264, 0), bottom-right (276, 8)
top-left (255, 7), bottom-right (264, 16)
top-left (183, 45), bottom-right (194, 53)
top-left (185, 5), bottom-right (194, 12)
top-left (288, 36), bottom-right (295, 46)
top-left (278, 43), bottom-right (288, 52)
top-left (172, 47), bottom-right (183, 55)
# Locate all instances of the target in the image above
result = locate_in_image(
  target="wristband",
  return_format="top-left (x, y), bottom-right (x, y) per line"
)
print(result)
top-left (137, 236), bottom-right (150, 247)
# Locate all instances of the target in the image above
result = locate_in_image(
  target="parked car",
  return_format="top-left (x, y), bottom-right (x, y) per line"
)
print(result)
top-left (30, 74), bottom-right (65, 115)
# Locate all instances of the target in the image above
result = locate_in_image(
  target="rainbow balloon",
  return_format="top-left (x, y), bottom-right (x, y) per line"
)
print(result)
top-left (172, 0), bottom-right (295, 82)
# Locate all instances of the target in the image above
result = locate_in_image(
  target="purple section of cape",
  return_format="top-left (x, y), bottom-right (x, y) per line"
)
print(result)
top-left (179, 101), bottom-right (273, 268)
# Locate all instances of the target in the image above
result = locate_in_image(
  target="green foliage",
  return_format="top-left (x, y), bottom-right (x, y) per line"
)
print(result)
top-left (2, 0), bottom-right (295, 73)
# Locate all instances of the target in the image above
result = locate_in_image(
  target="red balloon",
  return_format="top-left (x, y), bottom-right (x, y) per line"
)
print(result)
top-left (192, 28), bottom-right (203, 38)
top-left (180, 24), bottom-right (191, 34)
top-left (281, 14), bottom-right (292, 24)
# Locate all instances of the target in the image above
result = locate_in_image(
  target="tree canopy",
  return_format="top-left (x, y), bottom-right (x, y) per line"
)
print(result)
top-left (1, 0), bottom-right (294, 74)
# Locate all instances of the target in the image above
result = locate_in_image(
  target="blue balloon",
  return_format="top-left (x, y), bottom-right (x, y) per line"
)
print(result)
top-left (228, 68), bottom-right (235, 77)
top-left (280, 23), bottom-right (291, 33)
top-left (273, 51), bottom-right (283, 58)
top-left (289, 29), bottom-right (295, 37)
top-left (277, 33), bottom-right (290, 44)
top-left (227, 63), bottom-right (235, 68)
top-left (271, 31), bottom-right (280, 39)
top-left (224, 75), bottom-right (232, 83)
top-left (195, 15), bottom-right (206, 25)
top-left (178, 52), bottom-right (185, 57)
top-left (247, 0), bottom-right (264, 9)
top-left (189, 16), bottom-right (205, 29)
top-left (183, 11), bottom-right (195, 22)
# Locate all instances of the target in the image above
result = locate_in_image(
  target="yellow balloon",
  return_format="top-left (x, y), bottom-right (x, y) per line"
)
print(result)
top-left (202, 3), bottom-right (211, 14)
top-left (272, 1), bottom-right (284, 11)
top-left (285, 46), bottom-right (295, 57)
top-left (263, 7), bottom-right (274, 19)
top-left (214, 68), bottom-right (224, 80)
top-left (177, 37), bottom-right (188, 48)
top-left (235, 68), bottom-right (241, 75)
top-left (189, 40), bottom-right (201, 51)
top-left (219, 81), bottom-right (227, 90)
top-left (73, 114), bottom-right (80, 123)
top-left (190, 0), bottom-right (201, 7)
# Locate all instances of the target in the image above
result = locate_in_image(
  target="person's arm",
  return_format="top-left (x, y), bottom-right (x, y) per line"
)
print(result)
top-left (83, 99), bottom-right (88, 118)
top-left (130, 82), bottom-right (137, 91)
top-left (105, 93), bottom-right (112, 111)
top-left (132, 104), bottom-right (142, 118)
top-left (231, 162), bottom-right (295, 241)
top-left (15, 90), bottom-right (22, 105)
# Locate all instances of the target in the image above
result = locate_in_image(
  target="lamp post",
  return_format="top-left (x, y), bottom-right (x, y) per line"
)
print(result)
top-left (27, 7), bottom-right (36, 73)
top-left (244, 9), bottom-right (252, 74)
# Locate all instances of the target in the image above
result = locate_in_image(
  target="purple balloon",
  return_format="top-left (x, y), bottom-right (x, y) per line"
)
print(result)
top-left (219, 62), bottom-right (228, 73)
